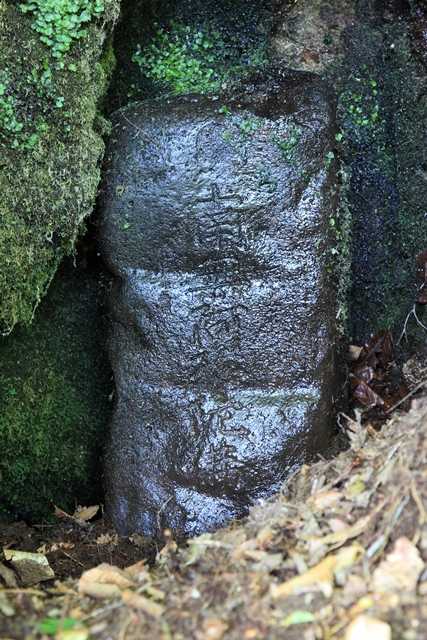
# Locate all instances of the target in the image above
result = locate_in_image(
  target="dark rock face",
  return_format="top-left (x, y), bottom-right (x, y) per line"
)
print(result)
top-left (411, 4), bottom-right (427, 68)
top-left (100, 71), bottom-right (339, 537)
top-left (337, 2), bottom-right (427, 343)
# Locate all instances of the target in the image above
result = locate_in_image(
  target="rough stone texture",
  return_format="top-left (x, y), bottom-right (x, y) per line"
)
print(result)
top-left (0, 0), bottom-right (119, 333)
top-left (270, 0), bottom-right (354, 74)
top-left (100, 70), bottom-right (339, 537)
top-left (337, 0), bottom-right (427, 342)
top-left (272, 0), bottom-right (427, 345)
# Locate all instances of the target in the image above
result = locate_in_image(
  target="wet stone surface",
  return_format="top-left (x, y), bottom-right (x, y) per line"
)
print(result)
top-left (100, 71), bottom-right (339, 537)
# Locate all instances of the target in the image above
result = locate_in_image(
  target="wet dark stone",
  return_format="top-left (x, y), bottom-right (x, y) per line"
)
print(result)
top-left (411, 4), bottom-right (427, 67)
top-left (99, 71), bottom-right (339, 537)
top-left (339, 2), bottom-right (427, 343)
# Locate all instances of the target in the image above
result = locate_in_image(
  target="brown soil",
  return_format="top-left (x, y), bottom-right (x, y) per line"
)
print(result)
top-left (0, 519), bottom-right (157, 583)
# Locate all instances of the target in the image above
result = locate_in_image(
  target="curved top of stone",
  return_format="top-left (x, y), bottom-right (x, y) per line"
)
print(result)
top-left (99, 69), bottom-right (336, 280)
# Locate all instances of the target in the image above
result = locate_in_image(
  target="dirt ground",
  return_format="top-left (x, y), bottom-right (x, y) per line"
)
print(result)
top-left (0, 519), bottom-right (157, 583)
top-left (2, 393), bottom-right (427, 640)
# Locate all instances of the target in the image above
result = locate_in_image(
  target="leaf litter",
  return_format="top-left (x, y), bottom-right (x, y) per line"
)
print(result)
top-left (2, 395), bottom-right (427, 638)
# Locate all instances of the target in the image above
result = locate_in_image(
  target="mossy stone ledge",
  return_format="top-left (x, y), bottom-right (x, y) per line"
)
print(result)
top-left (0, 0), bottom-right (120, 333)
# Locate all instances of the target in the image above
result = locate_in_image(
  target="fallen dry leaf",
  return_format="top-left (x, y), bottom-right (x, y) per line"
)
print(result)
top-left (37, 542), bottom-right (75, 554)
top-left (144, 585), bottom-right (166, 601)
top-left (345, 615), bottom-right (391, 640)
top-left (342, 413), bottom-right (368, 450)
top-left (79, 582), bottom-right (121, 600)
top-left (200, 618), bottom-right (229, 640)
top-left (307, 515), bottom-right (370, 549)
top-left (329, 518), bottom-right (348, 533)
top-left (231, 539), bottom-right (258, 562)
top-left (125, 560), bottom-right (147, 580)
top-left (308, 489), bottom-right (342, 512)
top-left (56, 629), bottom-right (89, 640)
top-left (74, 505), bottom-right (99, 522)
top-left (352, 379), bottom-right (385, 409)
top-left (129, 533), bottom-right (149, 548)
top-left (271, 544), bottom-right (363, 599)
top-left (78, 563), bottom-right (134, 600)
top-left (96, 533), bottom-right (118, 546)
top-left (372, 536), bottom-right (424, 594)
top-left (349, 345), bottom-right (363, 361)
top-left (54, 505), bottom-right (74, 520)
top-left (3, 549), bottom-right (54, 586)
top-left (54, 504), bottom-right (99, 526)
top-left (349, 329), bottom-right (409, 423)
top-left (256, 526), bottom-right (275, 548)
top-left (121, 589), bottom-right (164, 617)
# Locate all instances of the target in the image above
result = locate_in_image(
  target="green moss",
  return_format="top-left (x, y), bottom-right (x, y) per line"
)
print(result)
top-left (340, 76), bottom-right (380, 129)
top-left (20, 0), bottom-right (105, 62)
top-left (0, 262), bottom-right (111, 520)
top-left (131, 18), bottom-right (268, 98)
top-left (334, 13), bottom-right (427, 342)
top-left (100, 36), bottom-right (116, 78)
top-left (272, 124), bottom-right (302, 161)
top-left (0, 0), bottom-right (119, 333)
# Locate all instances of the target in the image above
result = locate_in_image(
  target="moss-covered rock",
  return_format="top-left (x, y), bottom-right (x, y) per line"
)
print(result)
top-left (0, 0), bottom-right (120, 333)
top-left (0, 260), bottom-right (112, 520)
top-left (334, 1), bottom-right (427, 343)
top-left (109, 0), bottom-right (272, 109)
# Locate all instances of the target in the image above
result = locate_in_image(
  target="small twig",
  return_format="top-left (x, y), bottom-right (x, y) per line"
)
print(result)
top-left (1, 588), bottom-right (46, 595)
top-left (398, 304), bottom-right (427, 344)
top-left (398, 305), bottom-right (413, 344)
top-left (122, 114), bottom-right (143, 139)
top-left (294, 117), bottom-right (317, 135)
top-left (385, 378), bottom-right (427, 414)
top-left (61, 549), bottom-right (85, 568)
top-left (410, 478), bottom-right (427, 546)
top-left (156, 496), bottom-right (173, 533)
top-left (82, 600), bottom-right (124, 622)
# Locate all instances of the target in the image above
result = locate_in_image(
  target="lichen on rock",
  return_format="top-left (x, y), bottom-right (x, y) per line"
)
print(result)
top-left (0, 0), bottom-right (120, 333)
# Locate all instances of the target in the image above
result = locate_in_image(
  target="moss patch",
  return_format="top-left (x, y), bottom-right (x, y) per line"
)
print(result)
top-left (335, 2), bottom-right (427, 343)
top-left (132, 19), bottom-right (268, 97)
top-left (0, 0), bottom-right (119, 333)
top-left (109, 0), bottom-right (272, 108)
top-left (0, 261), bottom-right (112, 520)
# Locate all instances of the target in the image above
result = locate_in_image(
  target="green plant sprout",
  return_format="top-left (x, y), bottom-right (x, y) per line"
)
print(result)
top-left (133, 21), bottom-right (268, 96)
top-left (20, 0), bottom-right (105, 63)
top-left (340, 77), bottom-right (381, 128)
top-left (0, 81), bottom-right (48, 151)
top-left (273, 124), bottom-right (302, 161)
